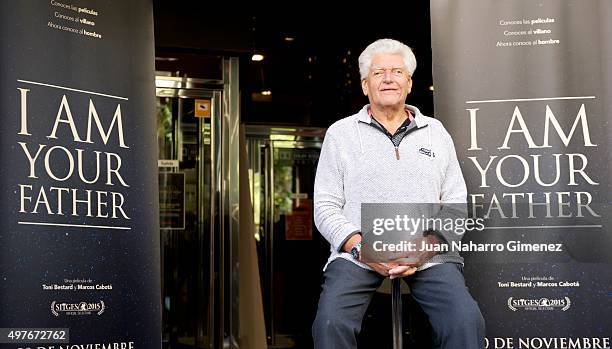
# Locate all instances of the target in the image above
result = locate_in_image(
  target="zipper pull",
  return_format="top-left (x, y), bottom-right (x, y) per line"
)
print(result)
top-left (395, 147), bottom-right (400, 160)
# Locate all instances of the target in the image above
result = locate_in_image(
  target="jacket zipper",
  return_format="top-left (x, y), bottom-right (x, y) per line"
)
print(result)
top-left (394, 146), bottom-right (400, 160)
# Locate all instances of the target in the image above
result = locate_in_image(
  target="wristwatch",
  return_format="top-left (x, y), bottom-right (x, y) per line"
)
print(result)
top-left (350, 241), bottom-right (362, 260)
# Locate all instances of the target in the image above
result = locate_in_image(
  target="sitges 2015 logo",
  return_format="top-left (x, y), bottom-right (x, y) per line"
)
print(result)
top-left (50, 300), bottom-right (105, 316)
top-left (507, 297), bottom-right (571, 311)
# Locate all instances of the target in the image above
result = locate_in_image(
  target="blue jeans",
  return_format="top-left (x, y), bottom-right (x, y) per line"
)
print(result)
top-left (312, 258), bottom-right (485, 349)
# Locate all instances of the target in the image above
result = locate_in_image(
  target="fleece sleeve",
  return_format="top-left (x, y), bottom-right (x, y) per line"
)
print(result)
top-left (313, 132), bottom-right (360, 252)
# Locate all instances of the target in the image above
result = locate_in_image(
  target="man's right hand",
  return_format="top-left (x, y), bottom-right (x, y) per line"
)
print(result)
top-left (365, 262), bottom-right (402, 277)
top-left (387, 264), bottom-right (418, 279)
top-left (343, 234), bottom-right (402, 277)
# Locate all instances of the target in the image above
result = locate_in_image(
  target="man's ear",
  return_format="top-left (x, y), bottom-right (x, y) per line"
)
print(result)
top-left (406, 78), bottom-right (413, 95)
top-left (361, 79), bottom-right (368, 96)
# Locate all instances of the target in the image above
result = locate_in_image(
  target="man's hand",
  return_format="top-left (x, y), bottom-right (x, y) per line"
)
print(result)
top-left (365, 261), bottom-right (401, 277)
top-left (343, 234), bottom-right (399, 277)
top-left (388, 235), bottom-right (443, 278)
top-left (388, 264), bottom-right (418, 279)
top-left (343, 234), bottom-right (443, 278)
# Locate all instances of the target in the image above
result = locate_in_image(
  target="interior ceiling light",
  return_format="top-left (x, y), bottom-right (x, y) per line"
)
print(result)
top-left (155, 57), bottom-right (178, 62)
top-left (251, 53), bottom-right (264, 62)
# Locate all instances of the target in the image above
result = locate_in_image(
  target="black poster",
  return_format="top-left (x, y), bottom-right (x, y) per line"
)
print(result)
top-left (431, 1), bottom-right (611, 348)
top-left (0, 1), bottom-right (160, 349)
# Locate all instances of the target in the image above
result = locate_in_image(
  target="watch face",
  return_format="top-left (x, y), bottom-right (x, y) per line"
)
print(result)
top-left (351, 246), bottom-right (360, 260)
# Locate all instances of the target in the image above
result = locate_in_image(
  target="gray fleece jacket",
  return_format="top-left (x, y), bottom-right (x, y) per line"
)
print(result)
top-left (314, 104), bottom-right (468, 271)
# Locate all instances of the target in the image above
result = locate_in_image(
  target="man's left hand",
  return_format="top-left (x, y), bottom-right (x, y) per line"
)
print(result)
top-left (388, 235), bottom-right (442, 278)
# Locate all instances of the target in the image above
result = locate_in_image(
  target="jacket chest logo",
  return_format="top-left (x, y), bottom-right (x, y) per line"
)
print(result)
top-left (418, 147), bottom-right (435, 158)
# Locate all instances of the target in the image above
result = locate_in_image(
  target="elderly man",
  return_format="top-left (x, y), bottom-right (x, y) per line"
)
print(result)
top-left (312, 39), bottom-right (485, 349)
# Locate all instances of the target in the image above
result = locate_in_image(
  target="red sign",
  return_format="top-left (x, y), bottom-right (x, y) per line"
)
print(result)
top-left (285, 199), bottom-right (312, 240)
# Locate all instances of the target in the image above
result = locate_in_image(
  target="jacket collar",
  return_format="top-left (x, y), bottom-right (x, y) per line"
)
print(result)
top-left (357, 104), bottom-right (429, 128)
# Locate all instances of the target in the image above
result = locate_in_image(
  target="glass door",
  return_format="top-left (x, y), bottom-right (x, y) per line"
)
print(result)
top-left (246, 126), bottom-right (328, 349)
top-left (156, 57), bottom-right (240, 349)
top-left (157, 86), bottom-right (217, 349)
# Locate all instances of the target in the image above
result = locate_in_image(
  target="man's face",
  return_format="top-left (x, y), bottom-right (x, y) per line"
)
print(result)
top-left (361, 53), bottom-right (412, 109)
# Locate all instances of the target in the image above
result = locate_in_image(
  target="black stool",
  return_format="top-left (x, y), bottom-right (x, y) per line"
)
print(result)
top-left (391, 278), bottom-right (403, 349)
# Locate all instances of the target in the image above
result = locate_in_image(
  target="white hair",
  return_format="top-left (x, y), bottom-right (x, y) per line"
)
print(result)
top-left (358, 38), bottom-right (417, 80)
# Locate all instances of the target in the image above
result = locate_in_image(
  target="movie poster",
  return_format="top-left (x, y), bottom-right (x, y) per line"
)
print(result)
top-left (431, 1), bottom-right (611, 348)
top-left (0, 1), bottom-right (160, 348)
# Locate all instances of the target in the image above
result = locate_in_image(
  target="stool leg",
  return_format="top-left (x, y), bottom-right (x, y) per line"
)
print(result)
top-left (391, 278), bottom-right (403, 349)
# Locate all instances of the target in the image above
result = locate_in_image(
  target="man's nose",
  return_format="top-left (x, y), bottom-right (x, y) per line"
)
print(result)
top-left (383, 70), bottom-right (394, 82)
